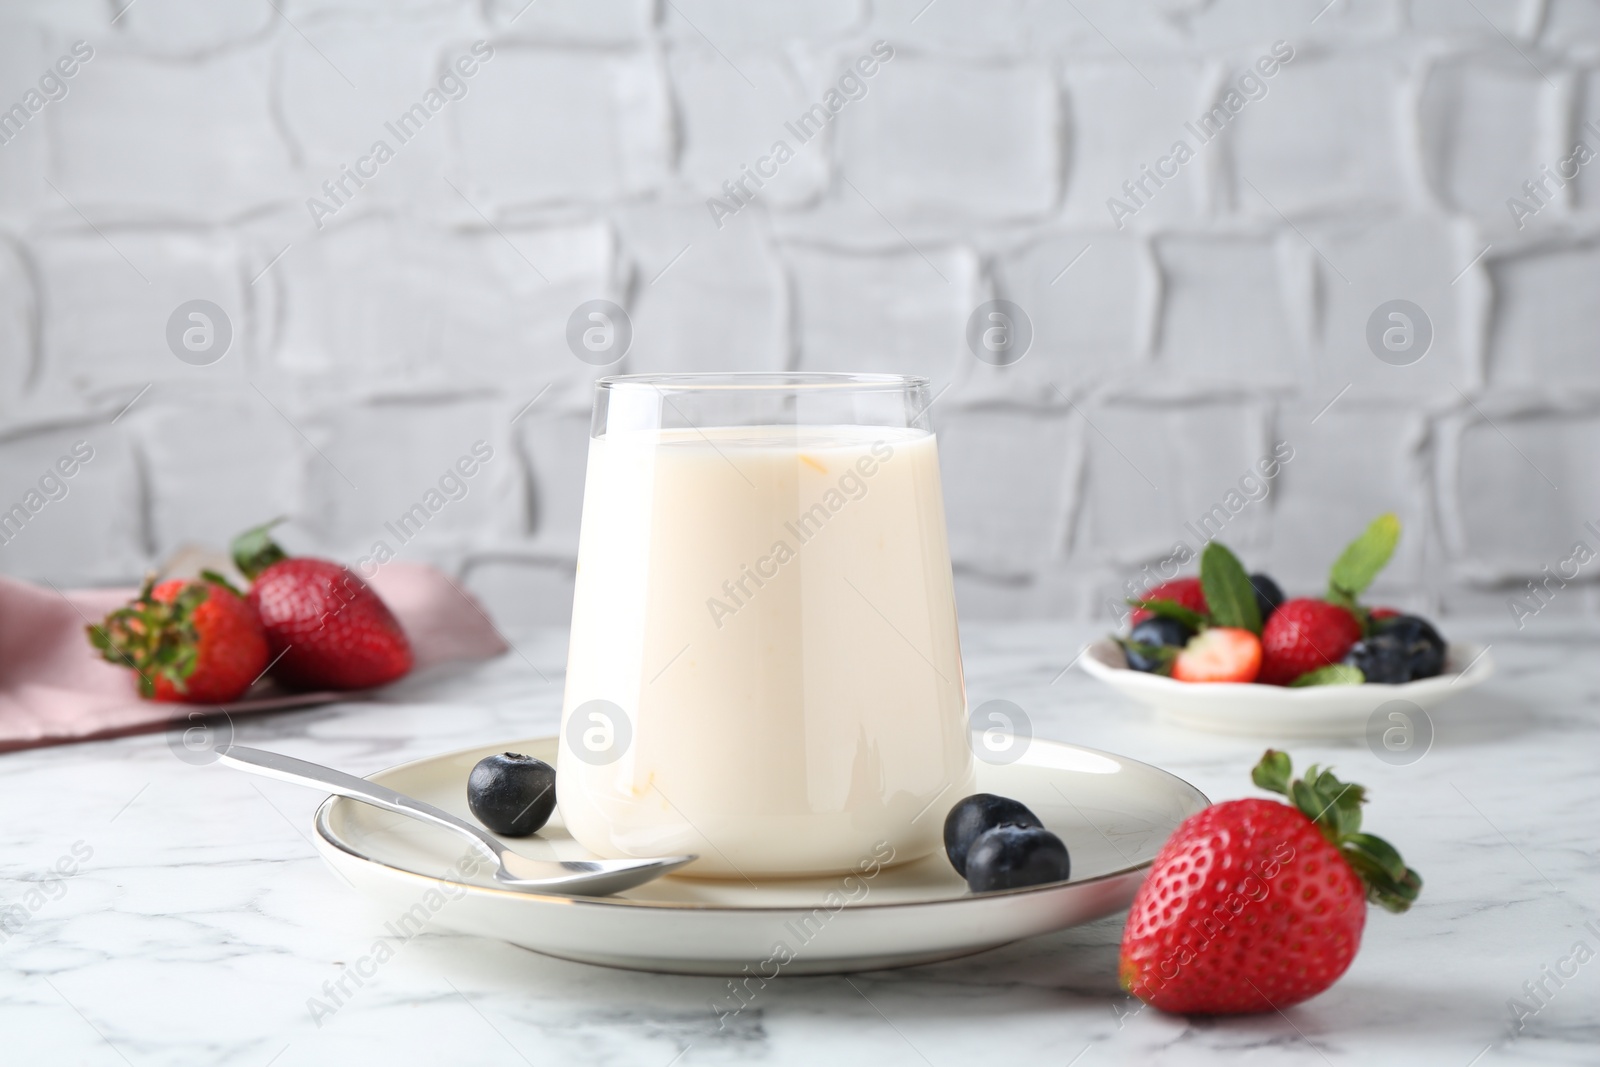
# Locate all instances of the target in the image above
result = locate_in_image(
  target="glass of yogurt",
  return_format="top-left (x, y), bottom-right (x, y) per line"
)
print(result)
top-left (557, 373), bottom-right (974, 879)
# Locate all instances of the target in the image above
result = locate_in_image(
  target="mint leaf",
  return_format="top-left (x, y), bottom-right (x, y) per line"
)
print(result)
top-left (1289, 663), bottom-right (1364, 687)
top-left (1328, 513), bottom-right (1401, 600)
top-left (1112, 637), bottom-right (1177, 675)
top-left (1325, 586), bottom-right (1360, 618)
top-left (1199, 541), bottom-right (1261, 634)
top-left (1126, 597), bottom-right (1208, 631)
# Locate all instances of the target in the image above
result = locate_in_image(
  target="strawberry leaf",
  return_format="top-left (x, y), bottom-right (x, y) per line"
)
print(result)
top-left (1307, 767), bottom-right (1364, 834)
top-left (1289, 778), bottom-right (1330, 833)
top-left (232, 518), bottom-right (291, 581)
top-left (1251, 749), bottom-right (1291, 795)
top-left (1342, 844), bottom-right (1422, 913)
top-left (1199, 541), bottom-right (1261, 634)
top-left (1254, 753), bottom-right (1419, 911)
top-left (1289, 664), bottom-right (1364, 687)
top-left (1342, 832), bottom-right (1406, 881)
top-left (199, 569), bottom-right (246, 598)
top-left (86, 578), bottom-right (207, 698)
top-left (1126, 597), bottom-right (1208, 631)
top-left (1375, 866), bottom-right (1423, 914)
top-left (1328, 513), bottom-right (1401, 601)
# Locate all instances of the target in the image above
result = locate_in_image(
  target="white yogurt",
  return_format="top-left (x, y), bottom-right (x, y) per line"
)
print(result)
top-left (558, 424), bottom-right (973, 878)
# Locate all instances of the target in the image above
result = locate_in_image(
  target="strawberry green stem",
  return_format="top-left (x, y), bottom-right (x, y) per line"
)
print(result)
top-left (199, 569), bottom-right (246, 598)
top-left (86, 577), bottom-right (208, 697)
top-left (1251, 749), bottom-right (1423, 914)
top-left (232, 519), bottom-right (291, 580)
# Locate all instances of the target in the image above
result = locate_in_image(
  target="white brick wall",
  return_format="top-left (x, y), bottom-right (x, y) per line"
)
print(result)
top-left (0, 0), bottom-right (1593, 631)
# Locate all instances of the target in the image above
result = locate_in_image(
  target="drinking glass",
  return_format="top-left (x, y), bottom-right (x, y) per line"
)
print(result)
top-left (557, 373), bottom-right (973, 878)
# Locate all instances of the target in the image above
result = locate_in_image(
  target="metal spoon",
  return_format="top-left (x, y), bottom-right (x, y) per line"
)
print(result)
top-left (218, 745), bottom-right (696, 896)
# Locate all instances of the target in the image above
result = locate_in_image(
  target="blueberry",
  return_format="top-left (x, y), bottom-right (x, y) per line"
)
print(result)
top-left (467, 752), bottom-right (557, 837)
top-left (1124, 617), bottom-right (1192, 673)
top-left (1376, 614), bottom-right (1447, 680)
top-left (965, 825), bottom-right (1071, 893)
top-left (943, 793), bottom-right (1042, 877)
top-left (1249, 573), bottom-right (1285, 622)
top-left (1344, 633), bottom-right (1410, 683)
top-left (1345, 615), bottom-right (1447, 683)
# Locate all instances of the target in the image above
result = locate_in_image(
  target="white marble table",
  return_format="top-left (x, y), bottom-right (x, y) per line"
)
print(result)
top-left (1, 620), bottom-right (1594, 1066)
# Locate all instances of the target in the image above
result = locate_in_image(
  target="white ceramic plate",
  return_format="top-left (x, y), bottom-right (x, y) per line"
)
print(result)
top-left (312, 736), bottom-right (1208, 976)
top-left (1079, 639), bottom-right (1494, 738)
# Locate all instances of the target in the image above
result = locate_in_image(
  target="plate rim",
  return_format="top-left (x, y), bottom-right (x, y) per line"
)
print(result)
top-left (1079, 637), bottom-right (1494, 697)
top-left (313, 735), bottom-right (1210, 914)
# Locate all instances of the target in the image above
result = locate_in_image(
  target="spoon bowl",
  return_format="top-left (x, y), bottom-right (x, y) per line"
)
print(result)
top-left (218, 745), bottom-right (696, 896)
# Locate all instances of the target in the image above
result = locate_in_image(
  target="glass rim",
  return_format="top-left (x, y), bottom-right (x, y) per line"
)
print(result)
top-left (596, 372), bottom-right (928, 393)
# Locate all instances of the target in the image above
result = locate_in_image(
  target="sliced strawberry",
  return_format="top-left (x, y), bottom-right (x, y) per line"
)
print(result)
top-left (1129, 577), bottom-right (1209, 625)
top-left (1172, 627), bottom-right (1262, 683)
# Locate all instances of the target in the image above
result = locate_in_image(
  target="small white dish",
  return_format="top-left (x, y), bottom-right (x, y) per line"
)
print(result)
top-left (312, 736), bottom-right (1208, 976)
top-left (1079, 638), bottom-right (1494, 738)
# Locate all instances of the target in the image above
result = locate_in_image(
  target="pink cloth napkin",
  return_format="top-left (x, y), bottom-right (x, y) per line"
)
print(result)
top-left (0, 564), bottom-right (509, 753)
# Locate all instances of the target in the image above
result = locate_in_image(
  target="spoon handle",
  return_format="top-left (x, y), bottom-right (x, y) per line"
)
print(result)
top-left (218, 745), bottom-right (503, 860)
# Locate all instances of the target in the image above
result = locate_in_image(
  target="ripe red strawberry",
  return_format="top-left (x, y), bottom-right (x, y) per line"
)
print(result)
top-left (1369, 607), bottom-right (1401, 621)
top-left (1172, 627), bottom-right (1261, 683)
top-left (1130, 577), bottom-right (1209, 625)
top-left (1120, 751), bottom-right (1420, 1015)
top-left (89, 577), bottom-right (269, 703)
top-left (1258, 598), bottom-right (1362, 685)
top-left (232, 522), bottom-right (413, 691)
